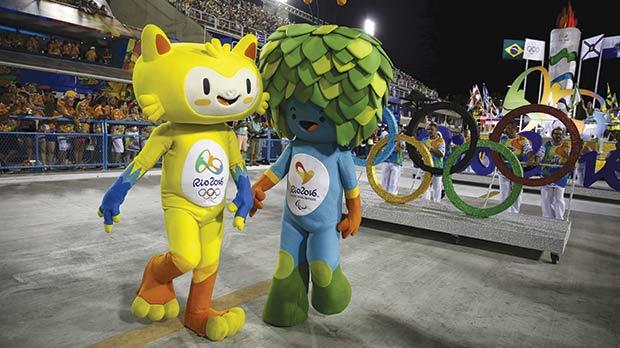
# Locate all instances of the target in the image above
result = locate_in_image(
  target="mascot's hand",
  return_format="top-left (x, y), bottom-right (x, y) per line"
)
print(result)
top-left (227, 178), bottom-right (253, 231)
top-left (256, 92), bottom-right (270, 116)
top-left (97, 197), bottom-right (123, 234)
top-left (249, 174), bottom-right (275, 217)
top-left (97, 179), bottom-right (131, 233)
top-left (249, 186), bottom-right (266, 217)
top-left (138, 94), bottom-right (165, 121)
top-left (337, 196), bottom-right (362, 239)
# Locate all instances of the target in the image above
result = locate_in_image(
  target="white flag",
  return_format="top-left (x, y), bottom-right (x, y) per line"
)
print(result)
top-left (524, 39), bottom-right (545, 61)
top-left (581, 34), bottom-right (604, 60)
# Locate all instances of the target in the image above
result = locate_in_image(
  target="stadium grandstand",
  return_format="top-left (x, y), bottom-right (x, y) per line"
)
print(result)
top-left (0, 0), bottom-right (438, 172)
top-left (170, 0), bottom-right (438, 102)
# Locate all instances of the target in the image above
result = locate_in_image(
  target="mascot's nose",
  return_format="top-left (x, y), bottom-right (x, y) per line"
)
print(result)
top-left (223, 89), bottom-right (237, 98)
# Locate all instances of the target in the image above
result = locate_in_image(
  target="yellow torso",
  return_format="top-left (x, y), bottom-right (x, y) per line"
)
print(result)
top-left (140, 122), bottom-right (242, 223)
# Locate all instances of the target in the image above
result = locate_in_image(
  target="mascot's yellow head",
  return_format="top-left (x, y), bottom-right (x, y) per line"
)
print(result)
top-left (133, 24), bottom-right (265, 124)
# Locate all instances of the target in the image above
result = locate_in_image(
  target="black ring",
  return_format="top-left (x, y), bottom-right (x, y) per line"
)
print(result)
top-left (404, 102), bottom-right (479, 175)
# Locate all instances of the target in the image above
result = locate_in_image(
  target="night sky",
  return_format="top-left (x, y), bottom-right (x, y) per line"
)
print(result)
top-left (287, 0), bottom-right (619, 102)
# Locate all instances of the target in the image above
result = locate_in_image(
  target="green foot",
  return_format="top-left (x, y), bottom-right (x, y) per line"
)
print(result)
top-left (311, 265), bottom-right (351, 315)
top-left (262, 265), bottom-right (309, 327)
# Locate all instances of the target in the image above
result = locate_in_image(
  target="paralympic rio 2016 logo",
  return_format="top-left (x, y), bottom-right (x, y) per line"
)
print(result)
top-left (294, 199), bottom-right (307, 211)
top-left (195, 149), bottom-right (224, 175)
top-left (294, 162), bottom-right (314, 184)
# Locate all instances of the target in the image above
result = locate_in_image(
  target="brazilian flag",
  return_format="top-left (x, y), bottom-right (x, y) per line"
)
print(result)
top-left (502, 39), bottom-right (525, 60)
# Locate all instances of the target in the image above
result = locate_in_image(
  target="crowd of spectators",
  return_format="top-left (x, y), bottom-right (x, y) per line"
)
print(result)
top-left (0, 82), bottom-right (151, 168)
top-left (0, 30), bottom-right (113, 66)
top-left (0, 82), bottom-right (144, 123)
top-left (0, 82), bottom-right (278, 169)
top-left (176, 0), bottom-right (290, 34)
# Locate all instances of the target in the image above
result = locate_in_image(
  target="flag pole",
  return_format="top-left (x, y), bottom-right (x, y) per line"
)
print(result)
top-left (521, 59), bottom-right (529, 131)
top-left (573, 57), bottom-right (583, 118)
top-left (524, 59), bottom-right (529, 90)
top-left (538, 61), bottom-right (544, 104)
top-left (593, 52), bottom-right (603, 108)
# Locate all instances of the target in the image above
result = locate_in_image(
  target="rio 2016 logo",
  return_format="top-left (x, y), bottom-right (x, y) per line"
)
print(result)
top-left (294, 162), bottom-right (314, 184)
top-left (195, 149), bottom-right (224, 175)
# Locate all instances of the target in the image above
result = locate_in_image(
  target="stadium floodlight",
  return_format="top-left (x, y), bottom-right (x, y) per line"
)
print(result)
top-left (364, 18), bottom-right (375, 36)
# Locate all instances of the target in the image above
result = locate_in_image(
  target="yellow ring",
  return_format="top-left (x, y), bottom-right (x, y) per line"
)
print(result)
top-left (365, 134), bottom-right (433, 204)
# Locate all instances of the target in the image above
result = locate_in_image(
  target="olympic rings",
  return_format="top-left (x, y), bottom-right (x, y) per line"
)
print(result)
top-left (489, 104), bottom-right (582, 187)
top-left (198, 187), bottom-right (221, 201)
top-left (405, 102), bottom-right (479, 175)
top-left (526, 45), bottom-right (540, 54)
top-left (353, 107), bottom-right (398, 167)
top-left (365, 134), bottom-right (433, 204)
top-left (361, 104), bottom-right (582, 217)
top-left (443, 140), bottom-right (523, 218)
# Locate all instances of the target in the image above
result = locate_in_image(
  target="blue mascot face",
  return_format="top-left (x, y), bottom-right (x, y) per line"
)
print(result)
top-left (283, 98), bottom-right (337, 143)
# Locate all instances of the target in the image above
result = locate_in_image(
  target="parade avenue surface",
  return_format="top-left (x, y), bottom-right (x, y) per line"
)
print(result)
top-left (1, 166), bottom-right (618, 348)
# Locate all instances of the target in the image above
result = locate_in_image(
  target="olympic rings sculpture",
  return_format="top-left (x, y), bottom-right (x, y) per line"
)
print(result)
top-left (489, 104), bottom-right (582, 187)
top-left (365, 134), bottom-right (433, 204)
top-left (442, 140), bottom-right (523, 218)
top-left (363, 103), bottom-right (582, 218)
top-left (405, 102), bottom-right (480, 175)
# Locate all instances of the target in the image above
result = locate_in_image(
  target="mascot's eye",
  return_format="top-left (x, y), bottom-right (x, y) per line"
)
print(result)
top-left (203, 78), bottom-right (210, 95)
top-left (246, 78), bottom-right (251, 94)
top-left (319, 116), bottom-right (326, 123)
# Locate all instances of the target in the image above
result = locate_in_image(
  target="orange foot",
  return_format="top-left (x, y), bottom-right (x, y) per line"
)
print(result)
top-left (130, 253), bottom-right (182, 321)
top-left (183, 272), bottom-right (245, 341)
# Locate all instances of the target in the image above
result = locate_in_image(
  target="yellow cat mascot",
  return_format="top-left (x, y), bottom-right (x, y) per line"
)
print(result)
top-left (97, 24), bottom-right (268, 341)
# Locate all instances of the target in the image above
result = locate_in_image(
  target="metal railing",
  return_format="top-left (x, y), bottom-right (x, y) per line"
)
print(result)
top-left (0, 116), bottom-right (155, 171)
top-left (0, 115), bottom-right (288, 172)
top-left (0, 131), bottom-right (105, 170)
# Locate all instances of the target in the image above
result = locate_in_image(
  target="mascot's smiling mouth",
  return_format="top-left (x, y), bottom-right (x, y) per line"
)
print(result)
top-left (217, 95), bottom-right (239, 106)
top-left (299, 120), bottom-right (319, 132)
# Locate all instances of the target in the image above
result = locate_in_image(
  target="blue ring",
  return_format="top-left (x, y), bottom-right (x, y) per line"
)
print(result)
top-left (353, 107), bottom-right (397, 166)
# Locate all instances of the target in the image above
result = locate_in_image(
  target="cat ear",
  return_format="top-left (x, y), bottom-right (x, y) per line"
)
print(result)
top-left (141, 24), bottom-right (172, 62)
top-left (232, 34), bottom-right (258, 61)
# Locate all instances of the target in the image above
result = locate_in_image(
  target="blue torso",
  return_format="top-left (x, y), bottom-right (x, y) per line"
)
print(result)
top-left (282, 140), bottom-right (350, 232)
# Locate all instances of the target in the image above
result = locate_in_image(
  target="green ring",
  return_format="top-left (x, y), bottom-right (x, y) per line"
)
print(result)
top-left (443, 140), bottom-right (523, 218)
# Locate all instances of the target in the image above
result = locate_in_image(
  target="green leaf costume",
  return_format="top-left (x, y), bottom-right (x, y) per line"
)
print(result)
top-left (259, 24), bottom-right (395, 147)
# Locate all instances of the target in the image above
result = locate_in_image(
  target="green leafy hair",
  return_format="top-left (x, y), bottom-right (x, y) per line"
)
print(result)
top-left (258, 23), bottom-right (394, 147)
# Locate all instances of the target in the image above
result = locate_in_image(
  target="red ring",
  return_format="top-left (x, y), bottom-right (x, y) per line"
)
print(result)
top-left (489, 104), bottom-right (582, 187)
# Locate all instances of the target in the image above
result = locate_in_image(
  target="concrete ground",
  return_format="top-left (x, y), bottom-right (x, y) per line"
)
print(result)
top-left (0, 167), bottom-right (618, 348)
